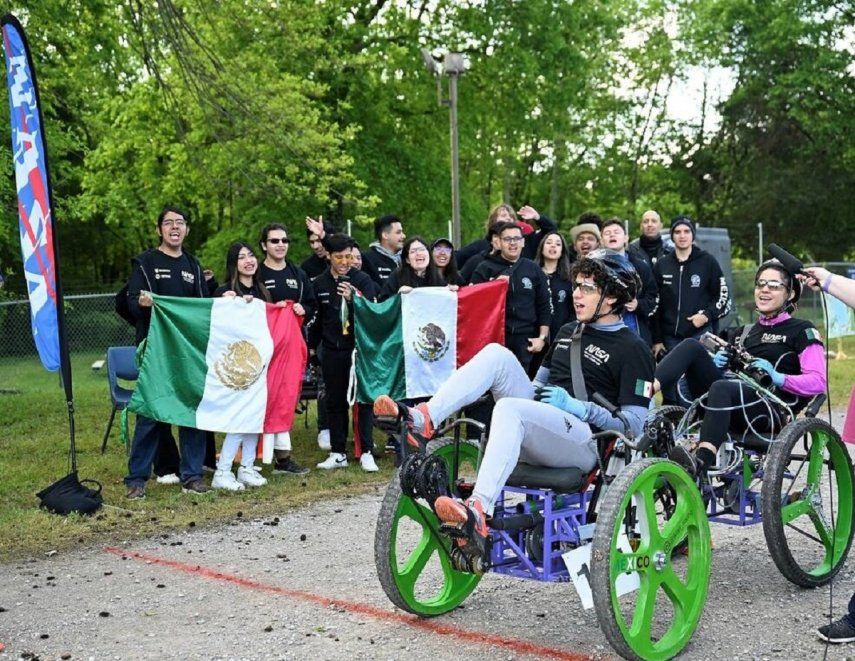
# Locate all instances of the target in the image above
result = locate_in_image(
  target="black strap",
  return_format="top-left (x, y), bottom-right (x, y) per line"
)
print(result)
top-left (737, 323), bottom-right (754, 350)
top-left (569, 323), bottom-right (588, 402)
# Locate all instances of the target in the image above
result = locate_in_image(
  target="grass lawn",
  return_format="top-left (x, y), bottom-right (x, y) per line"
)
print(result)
top-left (0, 351), bottom-right (394, 561)
top-left (1, 337), bottom-right (853, 561)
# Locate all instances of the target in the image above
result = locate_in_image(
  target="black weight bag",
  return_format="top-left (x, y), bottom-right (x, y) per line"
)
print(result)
top-left (36, 471), bottom-right (103, 516)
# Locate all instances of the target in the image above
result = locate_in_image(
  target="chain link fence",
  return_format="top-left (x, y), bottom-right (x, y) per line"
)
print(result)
top-left (0, 292), bottom-right (135, 359)
top-left (0, 262), bottom-right (852, 361)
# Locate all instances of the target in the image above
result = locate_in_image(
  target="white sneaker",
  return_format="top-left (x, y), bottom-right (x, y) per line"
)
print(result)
top-left (317, 429), bottom-right (331, 451)
top-left (237, 466), bottom-right (268, 487)
top-left (360, 453), bottom-right (379, 472)
top-left (212, 470), bottom-right (245, 491)
top-left (316, 452), bottom-right (347, 470)
top-left (155, 473), bottom-right (180, 485)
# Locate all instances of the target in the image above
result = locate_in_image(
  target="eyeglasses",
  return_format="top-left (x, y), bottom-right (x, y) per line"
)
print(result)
top-left (501, 236), bottom-right (524, 244)
top-left (755, 279), bottom-right (787, 291)
top-left (162, 219), bottom-right (187, 228)
top-left (266, 237), bottom-right (290, 245)
top-left (432, 247), bottom-right (452, 255)
top-left (572, 281), bottom-right (599, 294)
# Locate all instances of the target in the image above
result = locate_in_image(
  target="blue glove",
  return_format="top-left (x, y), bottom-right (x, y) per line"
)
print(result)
top-left (536, 385), bottom-right (587, 419)
top-left (749, 359), bottom-right (786, 387)
top-left (712, 350), bottom-right (729, 369)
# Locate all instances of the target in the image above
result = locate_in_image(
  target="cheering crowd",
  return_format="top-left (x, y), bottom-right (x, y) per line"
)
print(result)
top-left (121, 202), bottom-right (736, 499)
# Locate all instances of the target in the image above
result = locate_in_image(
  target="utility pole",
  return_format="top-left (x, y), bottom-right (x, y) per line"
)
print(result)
top-left (422, 49), bottom-right (465, 249)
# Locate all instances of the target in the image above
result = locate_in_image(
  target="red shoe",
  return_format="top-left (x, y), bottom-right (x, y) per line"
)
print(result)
top-left (434, 496), bottom-right (489, 555)
top-left (372, 395), bottom-right (434, 448)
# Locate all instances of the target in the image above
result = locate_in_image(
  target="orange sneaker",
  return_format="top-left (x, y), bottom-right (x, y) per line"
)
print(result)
top-left (372, 395), bottom-right (434, 448)
top-left (434, 496), bottom-right (489, 555)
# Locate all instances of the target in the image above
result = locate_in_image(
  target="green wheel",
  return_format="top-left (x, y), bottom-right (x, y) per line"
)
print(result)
top-left (761, 417), bottom-right (854, 587)
top-left (591, 458), bottom-right (711, 661)
top-left (374, 438), bottom-right (482, 616)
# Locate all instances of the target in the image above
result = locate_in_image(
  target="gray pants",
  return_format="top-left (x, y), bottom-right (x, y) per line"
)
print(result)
top-left (425, 343), bottom-right (597, 514)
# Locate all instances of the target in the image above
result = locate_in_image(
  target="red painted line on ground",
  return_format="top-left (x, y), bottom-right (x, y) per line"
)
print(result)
top-left (104, 546), bottom-right (592, 661)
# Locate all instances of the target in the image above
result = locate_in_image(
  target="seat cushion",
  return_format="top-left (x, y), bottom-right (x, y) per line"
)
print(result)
top-left (505, 462), bottom-right (586, 493)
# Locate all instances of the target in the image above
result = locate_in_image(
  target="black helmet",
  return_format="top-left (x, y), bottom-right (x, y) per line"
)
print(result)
top-left (572, 248), bottom-right (641, 311)
top-left (756, 258), bottom-right (801, 308)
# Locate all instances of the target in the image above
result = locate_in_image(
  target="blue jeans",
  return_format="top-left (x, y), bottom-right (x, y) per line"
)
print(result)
top-left (125, 415), bottom-right (206, 487)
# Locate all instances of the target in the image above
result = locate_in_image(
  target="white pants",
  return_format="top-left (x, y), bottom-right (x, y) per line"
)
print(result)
top-left (218, 433), bottom-right (258, 472)
top-left (425, 343), bottom-right (598, 513)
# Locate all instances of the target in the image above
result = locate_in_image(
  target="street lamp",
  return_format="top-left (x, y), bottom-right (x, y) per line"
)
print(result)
top-left (421, 48), bottom-right (464, 249)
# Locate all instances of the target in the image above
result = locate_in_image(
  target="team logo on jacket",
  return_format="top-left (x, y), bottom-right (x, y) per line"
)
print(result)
top-left (690, 274), bottom-right (701, 287)
top-left (557, 290), bottom-right (567, 303)
top-left (182, 270), bottom-right (195, 283)
top-left (286, 278), bottom-right (298, 288)
top-left (521, 277), bottom-right (533, 290)
top-left (413, 323), bottom-right (450, 363)
top-left (214, 341), bottom-right (264, 390)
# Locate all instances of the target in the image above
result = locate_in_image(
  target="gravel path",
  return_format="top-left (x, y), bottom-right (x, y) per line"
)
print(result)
top-left (1, 414), bottom-right (853, 660)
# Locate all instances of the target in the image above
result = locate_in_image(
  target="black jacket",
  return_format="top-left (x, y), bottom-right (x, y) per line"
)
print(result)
top-left (126, 249), bottom-right (205, 345)
top-left (300, 254), bottom-right (328, 279)
top-left (653, 246), bottom-right (731, 342)
top-left (456, 214), bottom-right (558, 269)
top-left (361, 245), bottom-right (400, 285)
top-left (307, 267), bottom-right (378, 351)
top-left (544, 271), bottom-right (575, 340)
top-left (629, 235), bottom-right (674, 269)
top-left (470, 255), bottom-right (552, 336)
top-left (626, 251), bottom-right (659, 345)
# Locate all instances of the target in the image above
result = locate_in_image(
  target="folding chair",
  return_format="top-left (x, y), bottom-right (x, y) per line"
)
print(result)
top-left (100, 346), bottom-right (138, 454)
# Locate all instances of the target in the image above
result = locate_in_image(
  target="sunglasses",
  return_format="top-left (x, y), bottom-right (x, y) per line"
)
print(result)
top-left (433, 246), bottom-right (452, 255)
top-left (755, 279), bottom-right (787, 291)
top-left (266, 238), bottom-right (290, 245)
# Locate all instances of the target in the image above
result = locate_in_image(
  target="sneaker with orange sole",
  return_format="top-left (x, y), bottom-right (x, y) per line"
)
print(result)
top-left (372, 395), bottom-right (434, 449)
top-left (434, 496), bottom-right (489, 557)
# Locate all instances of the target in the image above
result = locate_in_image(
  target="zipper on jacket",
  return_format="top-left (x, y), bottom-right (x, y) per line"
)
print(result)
top-left (675, 264), bottom-right (683, 336)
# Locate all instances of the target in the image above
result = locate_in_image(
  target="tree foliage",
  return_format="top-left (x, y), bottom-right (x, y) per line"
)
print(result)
top-left (0, 0), bottom-right (851, 292)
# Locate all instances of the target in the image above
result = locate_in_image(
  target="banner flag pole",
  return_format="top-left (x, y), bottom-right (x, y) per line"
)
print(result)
top-left (2, 14), bottom-right (77, 471)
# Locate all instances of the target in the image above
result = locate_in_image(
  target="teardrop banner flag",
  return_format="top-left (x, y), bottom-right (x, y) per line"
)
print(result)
top-left (2, 14), bottom-right (63, 372)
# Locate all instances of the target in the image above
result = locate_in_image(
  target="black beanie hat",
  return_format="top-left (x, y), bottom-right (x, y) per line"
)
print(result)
top-left (670, 215), bottom-right (695, 238)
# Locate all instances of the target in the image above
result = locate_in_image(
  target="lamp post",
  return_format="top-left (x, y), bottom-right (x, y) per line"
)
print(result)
top-left (421, 48), bottom-right (464, 249)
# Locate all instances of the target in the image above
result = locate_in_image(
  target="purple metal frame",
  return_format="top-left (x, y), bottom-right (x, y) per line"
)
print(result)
top-left (488, 486), bottom-right (592, 582)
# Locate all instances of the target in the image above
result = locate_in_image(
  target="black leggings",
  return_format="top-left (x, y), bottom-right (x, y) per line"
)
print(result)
top-left (655, 339), bottom-right (785, 449)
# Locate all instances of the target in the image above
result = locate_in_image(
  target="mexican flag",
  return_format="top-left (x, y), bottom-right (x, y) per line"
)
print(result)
top-left (353, 280), bottom-right (507, 403)
top-left (128, 295), bottom-right (307, 434)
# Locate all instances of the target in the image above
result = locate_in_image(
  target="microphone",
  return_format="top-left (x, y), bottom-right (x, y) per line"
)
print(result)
top-left (767, 243), bottom-right (805, 275)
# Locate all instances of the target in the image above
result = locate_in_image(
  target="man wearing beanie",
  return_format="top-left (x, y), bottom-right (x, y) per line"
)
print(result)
top-left (628, 209), bottom-right (673, 268)
top-left (652, 216), bottom-right (732, 385)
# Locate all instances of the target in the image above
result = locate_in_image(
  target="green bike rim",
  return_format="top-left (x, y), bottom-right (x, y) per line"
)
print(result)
top-left (608, 462), bottom-right (711, 660)
top-left (779, 428), bottom-right (854, 577)
top-left (387, 442), bottom-right (481, 615)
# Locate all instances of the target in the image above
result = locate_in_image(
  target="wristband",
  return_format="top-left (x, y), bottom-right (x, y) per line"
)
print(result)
top-left (821, 274), bottom-right (833, 293)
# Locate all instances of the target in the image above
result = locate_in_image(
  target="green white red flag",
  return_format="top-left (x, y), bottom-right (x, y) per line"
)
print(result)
top-left (353, 280), bottom-right (507, 403)
top-left (129, 295), bottom-right (307, 433)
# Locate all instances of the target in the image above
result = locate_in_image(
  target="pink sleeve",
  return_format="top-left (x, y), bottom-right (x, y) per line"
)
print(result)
top-left (781, 343), bottom-right (827, 397)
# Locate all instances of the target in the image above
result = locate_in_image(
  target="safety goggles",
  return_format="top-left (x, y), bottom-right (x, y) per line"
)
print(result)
top-left (754, 278), bottom-right (787, 291)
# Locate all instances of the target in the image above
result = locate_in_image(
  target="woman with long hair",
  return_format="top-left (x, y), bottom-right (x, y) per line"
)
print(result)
top-left (379, 236), bottom-right (446, 300)
top-left (529, 231), bottom-right (574, 375)
top-left (431, 238), bottom-right (463, 285)
top-left (211, 242), bottom-right (272, 491)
